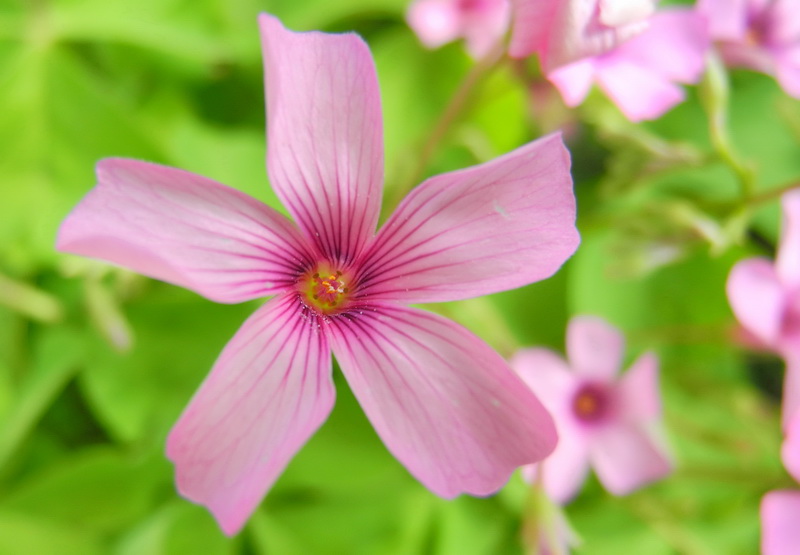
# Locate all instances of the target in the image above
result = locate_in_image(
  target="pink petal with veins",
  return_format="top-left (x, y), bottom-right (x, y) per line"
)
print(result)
top-left (329, 304), bottom-right (557, 497)
top-left (259, 14), bottom-right (384, 267)
top-left (166, 294), bottom-right (334, 535)
top-left (357, 133), bottom-right (578, 303)
top-left (57, 158), bottom-right (313, 303)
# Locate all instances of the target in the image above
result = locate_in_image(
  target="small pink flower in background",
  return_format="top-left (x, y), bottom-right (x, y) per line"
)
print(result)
top-left (728, 191), bottom-right (800, 428)
top-left (511, 316), bottom-right (673, 503)
top-left (57, 14), bottom-right (580, 535)
top-left (407, 0), bottom-right (510, 58)
top-left (547, 8), bottom-right (710, 121)
top-left (508, 0), bottom-right (657, 71)
top-left (761, 411), bottom-right (800, 555)
top-left (698, 0), bottom-right (800, 98)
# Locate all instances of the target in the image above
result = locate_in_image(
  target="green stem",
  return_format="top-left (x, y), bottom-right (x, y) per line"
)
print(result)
top-left (700, 53), bottom-right (756, 203)
top-left (385, 40), bottom-right (506, 212)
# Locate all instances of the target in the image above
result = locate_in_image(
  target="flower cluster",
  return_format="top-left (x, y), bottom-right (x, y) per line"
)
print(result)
top-left (409, 0), bottom-right (800, 121)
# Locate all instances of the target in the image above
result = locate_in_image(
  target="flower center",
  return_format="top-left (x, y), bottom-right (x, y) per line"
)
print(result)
top-left (298, 265), bottom-right (353, 315)
top-left (571, 382), bottom-right (610, 423)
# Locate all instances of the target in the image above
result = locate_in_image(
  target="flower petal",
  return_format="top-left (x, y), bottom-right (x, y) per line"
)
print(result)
top-left (328, 304), bottom-right (557, 497)
top-left (589, 423), bottom-right (673, 495)
top-left (509, 0), bottom-right (653, 68)
top-left (778, 190), bottom-right (800, 288)
top-left (595, 59), bottom-right (686, 122)
top-left (461, 0), bottom-right (510, 59)
top-left (761, 490), bottom-right (800, 555)
top-left (613, 9), bottom-right (709, 84)
top-left (539, 422), bottom-right (591, 503)
top-left (57, 158), bottom-right (313, 303)
top-left (697, 0), bottom-right (749, 41)
top-left (566, 316), bottom-right (624, 380)
top-left (548, 58), bottom-right (597, 107)
top-left (407, 0), bottom-right (462, 50)
top-left (508, 0), bottom-right (559, 59)
top-left (617, 352), bottom-right (661, 421)
top-left (511, 348), bottom-right (576, 407)
top-left (357, 133), bottom-right (578, 303)
top-left (511, 347), bottom-right (590, 501)
top-left (775, 46), bottom-right (800, 99)
top-left (166, 294), bottom-right (334, 535)
top-left (259, 14), bottom-right (384, 267)
top-left (727, 258), bottom-right (786, 348)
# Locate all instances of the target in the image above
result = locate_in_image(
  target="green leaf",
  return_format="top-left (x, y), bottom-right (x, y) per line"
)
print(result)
top-left (1, 448), bottom-right (164, 534)
top-left (0, 510), bottom-right (102, 555)
top-left (79, 286), bottom-right (256, 443)
top-left (115, 502), bottom-right (237, 555)
top-left (0, 327), bottom-right (83, 471)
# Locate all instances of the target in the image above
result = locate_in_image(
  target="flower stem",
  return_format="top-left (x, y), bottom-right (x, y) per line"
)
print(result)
top-left (699, 53), bottom-right (756, 202)
top-left (386, 40), bottom-right (506, 211)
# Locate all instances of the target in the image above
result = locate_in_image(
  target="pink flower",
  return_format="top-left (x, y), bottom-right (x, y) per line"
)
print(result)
top-left (510, 316), bottom-right (673, 503)
top-left (727, 191), bottom-right (800, 428)
top-left (508, 0), bottom-right (657, 71)
top-left (547, 8), bottom-right (710, 122)
top-left (761, 411), bottom-right (800, 555)
top-left (406, 0), bottom-right (510, 58)
top-left (56, 15), bottom-right (580, 535)
top-left (698, 0), bottom-right (800, 98)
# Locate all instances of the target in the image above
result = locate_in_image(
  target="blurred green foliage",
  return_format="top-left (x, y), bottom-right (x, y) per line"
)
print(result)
top-left (0, 0), bottom-right (798, 553)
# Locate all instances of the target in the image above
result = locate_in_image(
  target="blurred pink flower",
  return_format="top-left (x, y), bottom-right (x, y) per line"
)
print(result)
top-left (508, 0), bottom-right (657, 71)
top-left (762, 411), bottom-right (800, 555)
top-left (57, 14), bottom-right (580, 535)
top-left (511, 316), bottom-right (673, 503)
top-left (547, 8), bottom-right (710, 121)
top-left (406, 0), bottom-right (510, 58)
top-left (727, 191), bottom-right (800, 428)
top-left (698, 0), bottom-right (800, 98)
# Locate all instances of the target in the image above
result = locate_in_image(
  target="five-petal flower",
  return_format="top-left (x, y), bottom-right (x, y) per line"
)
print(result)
top-left (56, 14), bottom-right (580, 535)
top-left (511, 316), bottom-right (673, 502)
